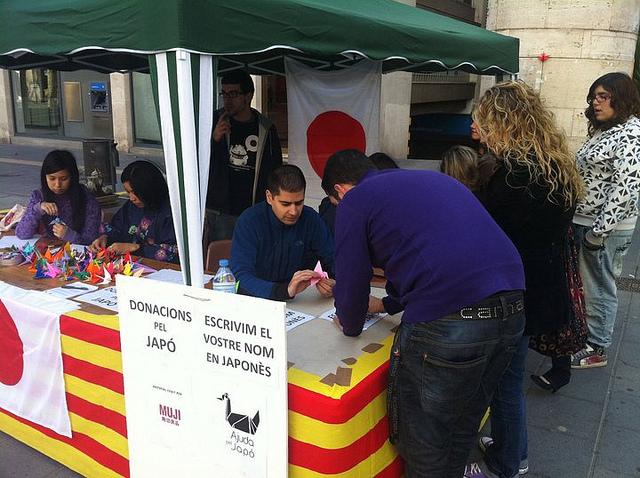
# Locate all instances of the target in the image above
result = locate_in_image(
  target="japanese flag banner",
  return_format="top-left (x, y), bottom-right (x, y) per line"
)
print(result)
top-left (285, 58), bottom-right (381, 204)
top-left (0, 298), bottom-right (71, 437)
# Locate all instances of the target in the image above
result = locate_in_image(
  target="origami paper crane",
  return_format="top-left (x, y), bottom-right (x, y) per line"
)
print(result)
top-left (45, 262), bottom-right (62, 279)
top-left (34, 263), bottom-right (48, 279)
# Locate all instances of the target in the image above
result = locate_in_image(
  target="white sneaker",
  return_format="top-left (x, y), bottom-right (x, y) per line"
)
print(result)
top-left (478, 436), bottom-right (529, 475)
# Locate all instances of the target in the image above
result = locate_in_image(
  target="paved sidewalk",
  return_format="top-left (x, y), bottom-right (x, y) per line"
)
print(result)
top-left (0, 143), bottom-right (162, 210)
top-left (472, 225), bottom-right (640, 478)
top-left (1, 143), bottom-right (639, 477)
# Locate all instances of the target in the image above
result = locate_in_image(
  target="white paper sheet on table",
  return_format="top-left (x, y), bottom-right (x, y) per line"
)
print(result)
top-left (74, 286), bottom-right (119, 312)
top-left (319, 307), bottom-right (387, 331)
top-left (45, 283), bottom-right (99, 299)
top-left (0, 235), bottom-right (40, 249)
top-left (285, 308), bottom-right (316, 331)
top-left (0, 280), bottom-right (81, 314)
top-left (145, 269), bottom-right (213, 286)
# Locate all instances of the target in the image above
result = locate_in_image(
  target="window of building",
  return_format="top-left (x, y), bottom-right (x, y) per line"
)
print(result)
top-left (11, 68), bottom-right (63, 136)
top-left (132, 72), bottom-right (161, 144)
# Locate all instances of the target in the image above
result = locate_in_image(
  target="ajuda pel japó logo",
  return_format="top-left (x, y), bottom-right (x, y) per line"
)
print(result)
top-left (159, 404), bottom-right (181, 426)
top-left (219, 393), bottom-right (260, 459)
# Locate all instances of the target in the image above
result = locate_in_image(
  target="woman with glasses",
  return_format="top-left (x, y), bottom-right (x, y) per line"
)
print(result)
top-left (570, 72), bottom-right (640, 369)
top-left (464, 81), bottom-right (584, 478)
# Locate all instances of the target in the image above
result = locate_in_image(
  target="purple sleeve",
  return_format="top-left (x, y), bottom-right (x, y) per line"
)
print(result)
top-left (63, 193), bottom-right (102, 245)
top-left (333, 201), bottom-right (372, 337)
top-left (15, 190), bottom-right (44, 239)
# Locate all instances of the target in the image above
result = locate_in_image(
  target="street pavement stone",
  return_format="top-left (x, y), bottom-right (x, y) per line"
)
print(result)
top-left (0, 431), bottom-right (81, 478)
top-left (0, 143), bottom-right (162, 210)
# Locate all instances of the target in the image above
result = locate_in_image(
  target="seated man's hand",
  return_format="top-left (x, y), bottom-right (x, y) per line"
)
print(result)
top-left (287, 270), bottom-right (317, 298)
top-left (89, 234), bottom-right (108, 253)
top-left (368, 296), bottom-right (385, 314)
top-left (316, 277), bottom-right (335, 298)
top-left (108, 242), bottom-right (141, 255)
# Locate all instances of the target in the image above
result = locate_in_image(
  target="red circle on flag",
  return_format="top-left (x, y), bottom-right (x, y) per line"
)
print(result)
top-left (0, 301), bottom-right (24, 386)
top-left (306, 111), bottom-right (366, 178)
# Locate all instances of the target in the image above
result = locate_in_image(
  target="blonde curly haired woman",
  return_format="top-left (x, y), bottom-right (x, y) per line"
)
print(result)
top-left (464, 81), bottom-right (584, 478)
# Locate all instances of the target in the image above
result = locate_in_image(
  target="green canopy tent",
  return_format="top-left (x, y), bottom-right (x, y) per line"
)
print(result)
top-left (0, 0), bottom-right (519, 287)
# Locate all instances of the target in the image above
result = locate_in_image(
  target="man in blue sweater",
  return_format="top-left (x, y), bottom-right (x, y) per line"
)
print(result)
top-left (321, 150), bottom-right (526, 478)
top-left (231, 165), bottom-right (335, 301)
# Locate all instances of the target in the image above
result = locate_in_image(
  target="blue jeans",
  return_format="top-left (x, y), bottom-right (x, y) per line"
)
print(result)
top-left (484, 335), bottom-right (529, 478)
top-left (574, 225), bottom-right (634, 348)
top-left (392, 292), bottom-right (525, 478)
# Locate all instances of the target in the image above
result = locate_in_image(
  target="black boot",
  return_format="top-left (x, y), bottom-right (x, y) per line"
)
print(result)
top-left (531, 355), bottom-right (571, 393)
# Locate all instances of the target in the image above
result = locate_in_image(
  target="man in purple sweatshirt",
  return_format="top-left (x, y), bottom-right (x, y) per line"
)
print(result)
top-left (321, 150), bottom-right (526, 478)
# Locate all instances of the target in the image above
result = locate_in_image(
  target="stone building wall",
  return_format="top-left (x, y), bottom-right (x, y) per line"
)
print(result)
top-left (487, 0), bottom-right (640, 150)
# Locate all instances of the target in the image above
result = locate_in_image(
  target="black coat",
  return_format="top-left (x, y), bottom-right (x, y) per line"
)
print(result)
top-left (481, 160), bottom-right (574, 336)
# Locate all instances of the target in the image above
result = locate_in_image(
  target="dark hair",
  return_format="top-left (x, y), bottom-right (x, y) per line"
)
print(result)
top-left (321, 149), bottom-right (376, 199)
top-left (267, 164), bottom-right (306, 196)
top-left (40, 150), bottom-right (86, 232)
top-left (220, 70), bottom-right (254, 95)
top-left (369, 152), bottom-right (399, 170)
top-left (585, 72), bottom-right (640, 135)
top-left (121, 160), bottom-right (169, 210)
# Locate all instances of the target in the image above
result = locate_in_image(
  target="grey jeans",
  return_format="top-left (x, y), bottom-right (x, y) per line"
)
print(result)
top-left (574, 224), bottom-right (634, 348)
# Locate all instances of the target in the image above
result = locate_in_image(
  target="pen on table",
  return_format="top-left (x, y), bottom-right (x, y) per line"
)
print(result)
top-left (61, 285), bottom-right (90, 290)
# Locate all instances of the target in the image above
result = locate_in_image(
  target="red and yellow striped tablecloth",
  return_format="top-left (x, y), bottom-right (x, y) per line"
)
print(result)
top-left (0, 309), bottom-right (403, 477)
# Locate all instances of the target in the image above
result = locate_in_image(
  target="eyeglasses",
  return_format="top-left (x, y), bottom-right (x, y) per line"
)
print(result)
top-left (588, 93), bottom-right (611, 104)
top-left (219, 90), bottom-right (244, 99)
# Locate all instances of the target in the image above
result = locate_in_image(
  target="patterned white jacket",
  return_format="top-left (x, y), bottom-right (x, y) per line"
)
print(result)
top-left (574, 115), bottom-right (640, 238)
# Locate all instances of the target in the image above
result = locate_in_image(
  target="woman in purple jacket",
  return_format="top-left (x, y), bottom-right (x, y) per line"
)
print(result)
top-left (16, 150), bottom-right (101, 245)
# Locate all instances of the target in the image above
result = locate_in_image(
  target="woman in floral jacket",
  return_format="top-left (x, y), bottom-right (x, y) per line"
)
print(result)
top-left (90, 161), bottom-right (178, 263)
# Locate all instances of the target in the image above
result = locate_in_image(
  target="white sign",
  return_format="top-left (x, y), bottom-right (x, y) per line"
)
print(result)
top-left (74, 286), bottom-right (119, 312)
top-left (117, 275), bottom-right (288, 478)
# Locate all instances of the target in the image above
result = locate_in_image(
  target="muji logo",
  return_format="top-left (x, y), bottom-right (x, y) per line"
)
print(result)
top-left (159, 404), bottom-right (181, 426)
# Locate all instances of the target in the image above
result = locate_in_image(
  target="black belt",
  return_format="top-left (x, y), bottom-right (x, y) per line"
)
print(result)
top-left (454, 291), bottom-right (524, 321)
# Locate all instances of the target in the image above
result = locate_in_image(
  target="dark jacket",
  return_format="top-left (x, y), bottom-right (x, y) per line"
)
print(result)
top-left (104, 200), bottom-right (178, 263)
top-left (230, 202), bottom-right (334, 301)
top-left (206, 108), bottom-right (283, 215)
top-left (481, 160), bottom-right (574, 335)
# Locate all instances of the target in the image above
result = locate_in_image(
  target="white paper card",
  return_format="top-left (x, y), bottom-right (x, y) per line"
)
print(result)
top-left (319, 307), bottom-right (387, 331)
top-left (74, 286), bottom-right (119, 312)
top-left (45, 283), bottom-right (99, 299)
top-left (285, 309), bottom-right (316, 331)
top-left (146, 269), bottom-right (213, 286)
top-left (0, 235), bottom-right (40, 249)
top-left (0, 280), bottom-right (80, 314)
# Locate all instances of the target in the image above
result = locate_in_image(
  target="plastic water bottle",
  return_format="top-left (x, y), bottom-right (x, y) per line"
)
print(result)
top-left (212, 259), bottom-right (236, 294)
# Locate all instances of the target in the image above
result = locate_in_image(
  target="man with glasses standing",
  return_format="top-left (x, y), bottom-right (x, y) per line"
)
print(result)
top-left (205, 70), bottom-right (283, 246)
